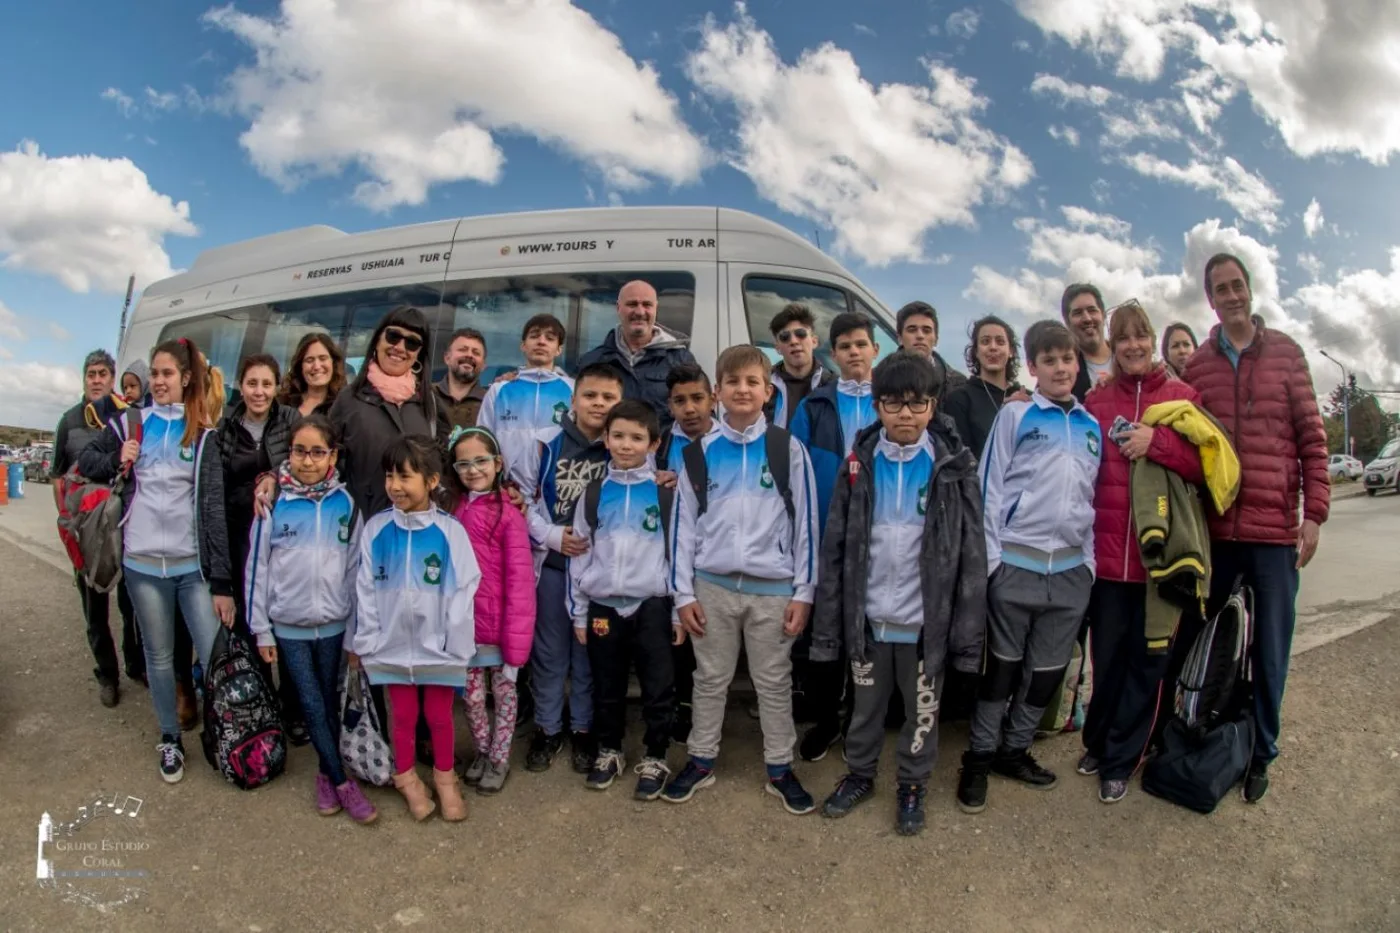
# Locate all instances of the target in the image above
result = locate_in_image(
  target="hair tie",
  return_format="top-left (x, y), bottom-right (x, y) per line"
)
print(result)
top-left (448, 424), bottom-right (499, 450)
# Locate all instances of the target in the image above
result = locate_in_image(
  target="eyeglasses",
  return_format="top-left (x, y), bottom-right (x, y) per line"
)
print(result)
top-left (291, 445), bottom-right (332, 461)
top-left (382, 328), bottom-right (424, 353)
top-left (1108, 298), bottom-right (1144, 315)
top-left (877, 397), bottom-right (932, 414)
top-left (776, 328), bottom-right (811, 343)
top-left (453, 456), bottom-right (498, 474)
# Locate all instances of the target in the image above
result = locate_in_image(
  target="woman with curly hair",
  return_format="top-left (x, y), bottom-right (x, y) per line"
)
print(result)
top-left (941, 315), bottom-right (1027, 459)
top-left (279, 332), bottom-right (347, 418)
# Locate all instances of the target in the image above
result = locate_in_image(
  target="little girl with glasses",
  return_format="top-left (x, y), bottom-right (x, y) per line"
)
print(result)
top-left (445, 427), bottom-right (537, 795)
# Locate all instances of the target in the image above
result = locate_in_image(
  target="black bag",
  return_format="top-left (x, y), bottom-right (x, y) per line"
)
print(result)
top-left (201, 624), bottom-right (287, 790)
top-left (1143, 713), bottom-right (1255, 814)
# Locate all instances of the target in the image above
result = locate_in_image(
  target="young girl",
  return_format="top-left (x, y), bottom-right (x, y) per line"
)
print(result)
top-left (446, 427), bottom-right (536, 795)
top-left (353, 435), bottom-right (481, 822)
top-left (246, 414), bottom-right (377, 824)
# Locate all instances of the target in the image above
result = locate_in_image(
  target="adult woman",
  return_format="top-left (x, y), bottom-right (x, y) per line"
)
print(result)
top-left (217, 353), bottom-right (305, 741)
top-left (280, 333), bottom-right (347, 418)
top-left (1161, 322), bottom-right (1198, 378)
top-left (79, 337), bottom-right (234, 783)
top-left (942, 315), bottom-right (1026, 459)
top-left (1081, 302), bottom-right (1204, 804)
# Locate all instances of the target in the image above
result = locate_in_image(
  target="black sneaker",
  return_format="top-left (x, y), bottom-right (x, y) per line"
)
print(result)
top-left (661, 760), bottom-right (716, 803)
top-left (157, 735), bottom-right (185, 784)
top-left (1076, 752), bottom-right (1100, 776)
top-left (991, 748), bottom-right (1058, 789)
top-left (287, 721), bottom-right (311, 747)
top-left (525, 729), bottom-right (565, 772)
top-left (799, 719), bottom-right (842, 762)
top-left (956, 750), bottom-right (993, 813)
top-left (1243, 760), bottom-right (1270, 803)
top-left (586, 749), bottom-right (626, 790)
top-left (821, 774), bottom-right (875, 818)
top-left (99, 679), bottom-right (120, 708)
top-left (765, 769), bottom-right (816, 815)
top-left (895, 783), bottom-right (927, 836)
top-left (633, 757), bottom-right (671, 801)
top-left (570, 732), bottom-right (595, 774)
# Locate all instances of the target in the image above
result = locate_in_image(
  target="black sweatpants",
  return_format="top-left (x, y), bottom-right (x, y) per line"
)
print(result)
top-left (1082, 580), bottom-right (1172, 781)
top-left (844, 635), bottom-right (942, 784)
top-left (586, 597), bottom-right (675, 758)
top-left (76, 574), bottom-right (144, 683)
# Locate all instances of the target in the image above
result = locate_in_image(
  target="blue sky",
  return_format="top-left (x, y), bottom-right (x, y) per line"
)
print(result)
top-left (3, 0), bottom-right (1400, 427)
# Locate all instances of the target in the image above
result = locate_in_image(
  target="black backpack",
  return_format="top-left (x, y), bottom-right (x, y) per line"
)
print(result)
top-left (201, 624), bottom-right (287, 790)
top-left (583, 477), bottom-right (675, 559)
top-left (679, 426), bottom-right (795, 525)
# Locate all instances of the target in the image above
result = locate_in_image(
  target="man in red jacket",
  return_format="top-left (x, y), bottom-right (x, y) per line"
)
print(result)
top-left (1183, 253), bottom-right (1329, 804)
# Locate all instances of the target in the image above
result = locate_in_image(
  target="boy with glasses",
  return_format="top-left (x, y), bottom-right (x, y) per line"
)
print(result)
top-left (766, 303), bottom-right (833, 429)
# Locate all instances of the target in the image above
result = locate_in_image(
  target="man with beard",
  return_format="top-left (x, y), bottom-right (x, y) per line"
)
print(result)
top-left (434, 328), bottom-right (489, 428)
top-left (1060, 284), bottom-right (1113, 401)
top-left (577, 280), bottom-right (696, 425)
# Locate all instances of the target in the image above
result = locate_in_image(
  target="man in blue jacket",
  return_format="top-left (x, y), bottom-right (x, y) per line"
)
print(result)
top-left (576, 280), bottom-right (696, 425)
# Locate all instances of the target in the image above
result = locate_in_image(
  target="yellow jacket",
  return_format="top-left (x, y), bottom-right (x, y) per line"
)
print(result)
top-left (1141, 400), bottom-right (1240, 515)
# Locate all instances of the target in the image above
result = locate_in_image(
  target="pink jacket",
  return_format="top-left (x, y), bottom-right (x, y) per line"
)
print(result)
top-left (453, 490), bottom-right (536, 667)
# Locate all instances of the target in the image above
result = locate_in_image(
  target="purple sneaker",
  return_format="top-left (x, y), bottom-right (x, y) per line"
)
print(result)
top-left (336, 779), bottom-right (379, 825)
top-left (316, 774), bottom-right (342, 816)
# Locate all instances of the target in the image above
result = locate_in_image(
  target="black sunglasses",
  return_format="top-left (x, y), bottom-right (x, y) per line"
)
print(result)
top-left (383, 327), bottom-right (424, 353)
top-left (776, 327), bottom-right (811, 343)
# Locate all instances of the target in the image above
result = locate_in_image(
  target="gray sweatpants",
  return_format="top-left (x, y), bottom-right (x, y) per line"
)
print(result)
top-left (844, 637), bottom-right (942, 784)
top-left (970, 564), bottom-right (1093, 754)
top-left (687, 579), bottom-right (797, 767)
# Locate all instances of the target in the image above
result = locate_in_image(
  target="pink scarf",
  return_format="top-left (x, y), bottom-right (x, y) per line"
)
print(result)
top-left (365, 360), bottom-right (418, 405)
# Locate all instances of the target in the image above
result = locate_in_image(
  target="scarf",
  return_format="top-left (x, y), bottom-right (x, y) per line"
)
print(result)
top-left (366, 360), bottom-right (418, 405)
top-left (277, 460), bottom-right (340, 502)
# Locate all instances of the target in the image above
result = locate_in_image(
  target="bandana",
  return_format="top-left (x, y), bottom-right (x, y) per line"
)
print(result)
top-left (277, 460), bottom-right (339, 502)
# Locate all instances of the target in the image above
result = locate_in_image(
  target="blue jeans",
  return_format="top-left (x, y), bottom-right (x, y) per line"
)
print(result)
top-left (279, 635), bottom-right (347, 785)
top-left (531, 566), bottom-right (592, 734)
top-left (124, 568), bottom-right (224, 737)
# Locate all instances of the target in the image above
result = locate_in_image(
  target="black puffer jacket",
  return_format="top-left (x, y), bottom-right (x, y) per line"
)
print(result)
top-left (329, 382), bottom-right (450, 516)
top-left (216, 400), bottom-right (295, 476)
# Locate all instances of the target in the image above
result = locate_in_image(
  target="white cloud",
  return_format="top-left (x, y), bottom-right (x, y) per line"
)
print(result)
top-left (946, 8), bottom-right (981, 39)
top-left (0, 361), bottom-right (82, 428)
top-left (686, 5), bottom-right (1032, 266)
top-left (0, 300), bottom-right (23, 343)
top-left (205, 0), bottom-right (706, 210)
top-left (1291, 249), bottom-right (1400, 388)
top-left (1297, 251), bottom-right (1323, 282)
top-left (1303, 198), bottom-right (1325, 239)
top-left (101, 87), bottom-right (136, 117)
top-left (931, 253), bottom-right (953, 265)
top-left (1121, 152), bottom-right (1281, 232)
top-left (1013, 38), bottom-right (1033, 52)
top-left (47, 322), bottom-right (71, 341)
top-left (853, 22), bottom-right (876, 37)
top-left (1048, 124), bottom-right (1081, 147)
top-left (144, 87), bottom-right (180, 111)
top-left (0, 141), bottom-right (197, 293)
top-left (1029, 73), bottom-right (1113, 107)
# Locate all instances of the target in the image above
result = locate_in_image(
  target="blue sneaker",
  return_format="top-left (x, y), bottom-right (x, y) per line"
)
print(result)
top-left (895, 782), bottom-right (927, 836)
top-left (822, 774), bottom-right (875, 818)
top-left (633, 757), bottom-right (671, 801)
top-left (766, 769), bottom-right (816, 815)
top-left (661, 760), bottom-right (716, 804)
top-left (586, 749), bottom-right (626, 790)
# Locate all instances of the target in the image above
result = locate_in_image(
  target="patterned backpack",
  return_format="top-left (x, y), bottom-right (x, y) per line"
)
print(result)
top-left (339, 668), bottom-right (394, 786)
top-left (200, 625), bottom-right (287, 790)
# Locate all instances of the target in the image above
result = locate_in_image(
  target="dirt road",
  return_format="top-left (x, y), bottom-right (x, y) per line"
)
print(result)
top-left (1, 536), bottom-right (1396, 932)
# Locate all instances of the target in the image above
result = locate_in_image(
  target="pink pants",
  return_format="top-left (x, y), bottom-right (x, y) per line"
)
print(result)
top-left (387, 684), bottom-right (456, 773)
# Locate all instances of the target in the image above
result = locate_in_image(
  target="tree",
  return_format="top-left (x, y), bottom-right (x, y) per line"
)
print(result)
top-left (1324, 381), bottom-right (1392, 462)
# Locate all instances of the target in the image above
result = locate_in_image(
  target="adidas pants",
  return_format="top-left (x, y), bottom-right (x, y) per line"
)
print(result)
top-left (843, 636), bottom-right (942, 784)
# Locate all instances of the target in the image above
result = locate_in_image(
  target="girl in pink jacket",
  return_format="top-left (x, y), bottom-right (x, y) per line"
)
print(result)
top-left (446, 427), bottom-right (537, 795)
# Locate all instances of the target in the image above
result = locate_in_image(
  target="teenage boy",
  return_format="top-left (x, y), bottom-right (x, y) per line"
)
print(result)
top-left (661, 345), bottom-right (821, 815)
top-left (765, 303), bottom-right (833, 429)
top-left (479, 313), bottom-right (573, 482)
top-left (956, 321), bottom-right (1099, 814)
top-left (895, 301), bottom-right (967, 403)
top-left (517, 362), bottom-right (624, 775)
top-left (568, 399), bottom-right (680, 800)
top-left (812, 351), bottom-right (986, 835)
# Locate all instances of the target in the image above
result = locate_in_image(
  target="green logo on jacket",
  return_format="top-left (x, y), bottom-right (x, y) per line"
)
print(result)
top-left (917, 482), bottom-right (929, 516)
top-left (337, 514), bottom-right (351, 544)
top-left (642, 504), bottom-right (660, 533)
top-left (552, 401), bottom-right (567, 425)
top-left (759, 461), bottom-right (775, 489)
top-left (423, 553), bottom-right (443, 585)
top-left (179, 445), bottom-right (194, 463)
top-left (1086, 431), bottom-right (1100, 457)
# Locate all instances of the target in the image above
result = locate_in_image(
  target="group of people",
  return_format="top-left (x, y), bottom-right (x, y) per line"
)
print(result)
top-left (54, 255), bottom-right (1328, 835)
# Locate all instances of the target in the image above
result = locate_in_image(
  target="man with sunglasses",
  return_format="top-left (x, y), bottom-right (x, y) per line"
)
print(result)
top-left (765, 303), bottom-right (833, 429)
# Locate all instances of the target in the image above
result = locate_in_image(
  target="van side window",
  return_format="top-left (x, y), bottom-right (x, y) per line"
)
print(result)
top-left (743, 276), bottom-right (896, 373)
top-left (157, 306), bottom-right (262, 402)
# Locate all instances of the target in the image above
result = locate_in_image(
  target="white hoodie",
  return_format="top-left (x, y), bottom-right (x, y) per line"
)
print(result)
top-left (567, 464), bottom-right (673, 629)
top-left (477, 367), bottom-right (574, 483)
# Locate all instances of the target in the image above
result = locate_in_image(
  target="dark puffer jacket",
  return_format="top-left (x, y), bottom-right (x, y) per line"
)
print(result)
top-left (575, 325), bottom-right (695, 424)
top-left (1183, 317), bottom-right (1329, 543)
top-left (216, 400), bottom-right (295, 477)
top-left (1084, 364), bottom-right (1203, 583)
top-left (329, 383), bottom-right (450, 516)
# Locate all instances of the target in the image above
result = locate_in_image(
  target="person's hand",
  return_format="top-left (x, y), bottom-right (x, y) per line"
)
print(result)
top-left (679, 602), bottom-right (707, 638)
top-left (347, 652), bottom-right (360, 670)
top-left (120, 438), bottom-right (141, 468)
top-left (783, 600), bottom-right (811, 637)
top-left (492, 369), bottom-right (520, 385)
top-left (560, 528), bottom-right (590, 557)
top-left (258, 645), bottom-right (277, 664)
top-left (656, 469), bottom-right (678, 489)
top-left (213, 595), bottom-right (236, 628)
top-left (253, 475), bottom-right (276, 518)
top-left (672, 624), bottom-right (686, 646)
top-left (1006, 387), bottom-right (1031, 404)
top-left (503, 482), bottom-right (526, 513)
top-left (574, 627), bottom-right (587, 645)
top-left (1297, 518), bottom-right (1321, 569)
top-left (1118, 424), bottom-right (1154, 461)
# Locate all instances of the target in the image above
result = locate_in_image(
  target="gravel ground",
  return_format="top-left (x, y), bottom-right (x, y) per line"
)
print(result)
top-left (0, 537), bottom-right (1396, 933)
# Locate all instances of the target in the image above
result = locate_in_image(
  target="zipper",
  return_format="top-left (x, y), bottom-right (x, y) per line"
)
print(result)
top-left (404, 522), bottom-right (416, 684)
top-left (1123, 379), bottom-right (1142, 580)
top-left (617, 479), bottom-right (631, 589)
top-left (1232, 350), bottom-right (1243, 540)
top-left (740, 437), bottom-right (750, 562)
top-left (1057, 406), bottom-right (1072, 559)
top-left (314, 497), bottom-right (324, 623)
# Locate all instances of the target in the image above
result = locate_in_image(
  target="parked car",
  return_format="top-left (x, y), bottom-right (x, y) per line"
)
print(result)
top-left (1329, 454), bottom-right (1364, 480)
top-left (1364, 439), bottom-right (1400, 496)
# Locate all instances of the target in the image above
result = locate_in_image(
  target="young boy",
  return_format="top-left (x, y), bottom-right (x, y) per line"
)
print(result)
top-left (567, 399), bottom-right (679, 800)
top-left (479, 313), bottom-right (573, 483)
top-left (765, 303), bottom-right (833, 429)
top-left (516, 362), bottom-right (624, 775)
top-left (661, 345), bottom-right (821, 815)
top-left (811, 351), bottom-right (987, 835)
top-left (956, 321), bottom-right (1099, 814)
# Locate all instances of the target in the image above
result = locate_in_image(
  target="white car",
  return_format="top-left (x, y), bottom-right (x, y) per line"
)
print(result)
top-left (1329, 454), bottom-right (1363, 480)
top-left (1363, 439), bottom-right (1400, 496)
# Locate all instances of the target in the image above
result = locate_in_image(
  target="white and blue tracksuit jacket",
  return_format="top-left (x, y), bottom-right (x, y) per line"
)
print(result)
top-left (121, 404), bottom-right (212, 579)
top-left (980, 392), bottom-right (1100, 577)
top-left (478, 368), bottom-right (574, 483)
top-left (656, 420), bottom-right (720, 473)
top-left (245, 482), bottom-right (361, 649)
top-left (769, 364), bottom-right (831, 430)
top-left (670, 415), bottom-right (820, 608)
top-left (566, 464), bottom-right (673, 630)
top-left (865, 431), bottom-right (937, 644)
top-left (353, 506), bottom-right (482, 687)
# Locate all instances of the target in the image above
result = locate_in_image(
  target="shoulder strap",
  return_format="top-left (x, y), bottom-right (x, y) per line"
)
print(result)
top-left (583, 476), bottom-right (604, 531)
top-left (681, 437), bottom-right (709, 517)
top-left (657, 483), bottom-right (675, 562)
top-left (655, 436), bottom-right (670, 473)
top-left (765, 426), bottom-right (795, 525)
top-left (124, 406), bottom-right (143, 444)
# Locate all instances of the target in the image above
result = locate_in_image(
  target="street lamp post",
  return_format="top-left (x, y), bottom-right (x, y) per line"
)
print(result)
top-left (1320, 350), bottom-right (1349, 457)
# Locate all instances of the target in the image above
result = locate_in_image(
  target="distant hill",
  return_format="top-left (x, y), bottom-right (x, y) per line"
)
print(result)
top-left (0, 426), bottom-right (56, 448)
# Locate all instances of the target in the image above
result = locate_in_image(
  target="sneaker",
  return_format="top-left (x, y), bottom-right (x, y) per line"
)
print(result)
top-left (1076, 752), bottom-right (1101, 776)
top-left (956, 750), bottom-right (993, 814)
top-left (525, 729), bottom-right (565, 772)
top-left (586, 749), bottom-right (626, 790)
top-left (462, 756), bottom-right (488, 785)
top-left (315, 773), bottom-right (342, 816)
top-left (99, 679), bottom-right (120, 709)
top-left (1243, 760), bottom-right (1270, 803)
top-left (1099, 778), bottom-right (1129, 804)
top-left (661, 760), bottom-right (716, 804)
top-left (991, 748), bottom-right (1058, 789)
top-left (477, 760), bottom-right (509, 796)
top-left (336, 779), bottom-right (379, 824)
top-left (821, 774), bottom-right (875, 818)
top-left (765, 769), bottom-right (816, 815)
top-left (799, 719), bottom-right (842, 763)
top-left (157, 736), bottom-right (185, 784)
top-left (287, 721), bottom-right (311, 747)
top-left (633, 757), bottom-right (671, 801)
top-left (570, 731), bottom-right (595, 775)
top-left (895, 783), bottom-right (927, 836)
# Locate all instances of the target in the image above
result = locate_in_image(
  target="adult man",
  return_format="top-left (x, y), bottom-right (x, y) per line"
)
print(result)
top-left (1183, 253), bottom-right (1328, 804)
top-left (51, 349), bottom-right (142, 708)
top-left (764, 302), bottom-right (833, 429)
top-left (1060, 284), bottom-right (1112, 401)
top-left (895, 301), bottom-right (966, 402)
top-left (576, 280), bottom-right (695, 423)
top-left (433, 328), bottom-right (488, 428)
